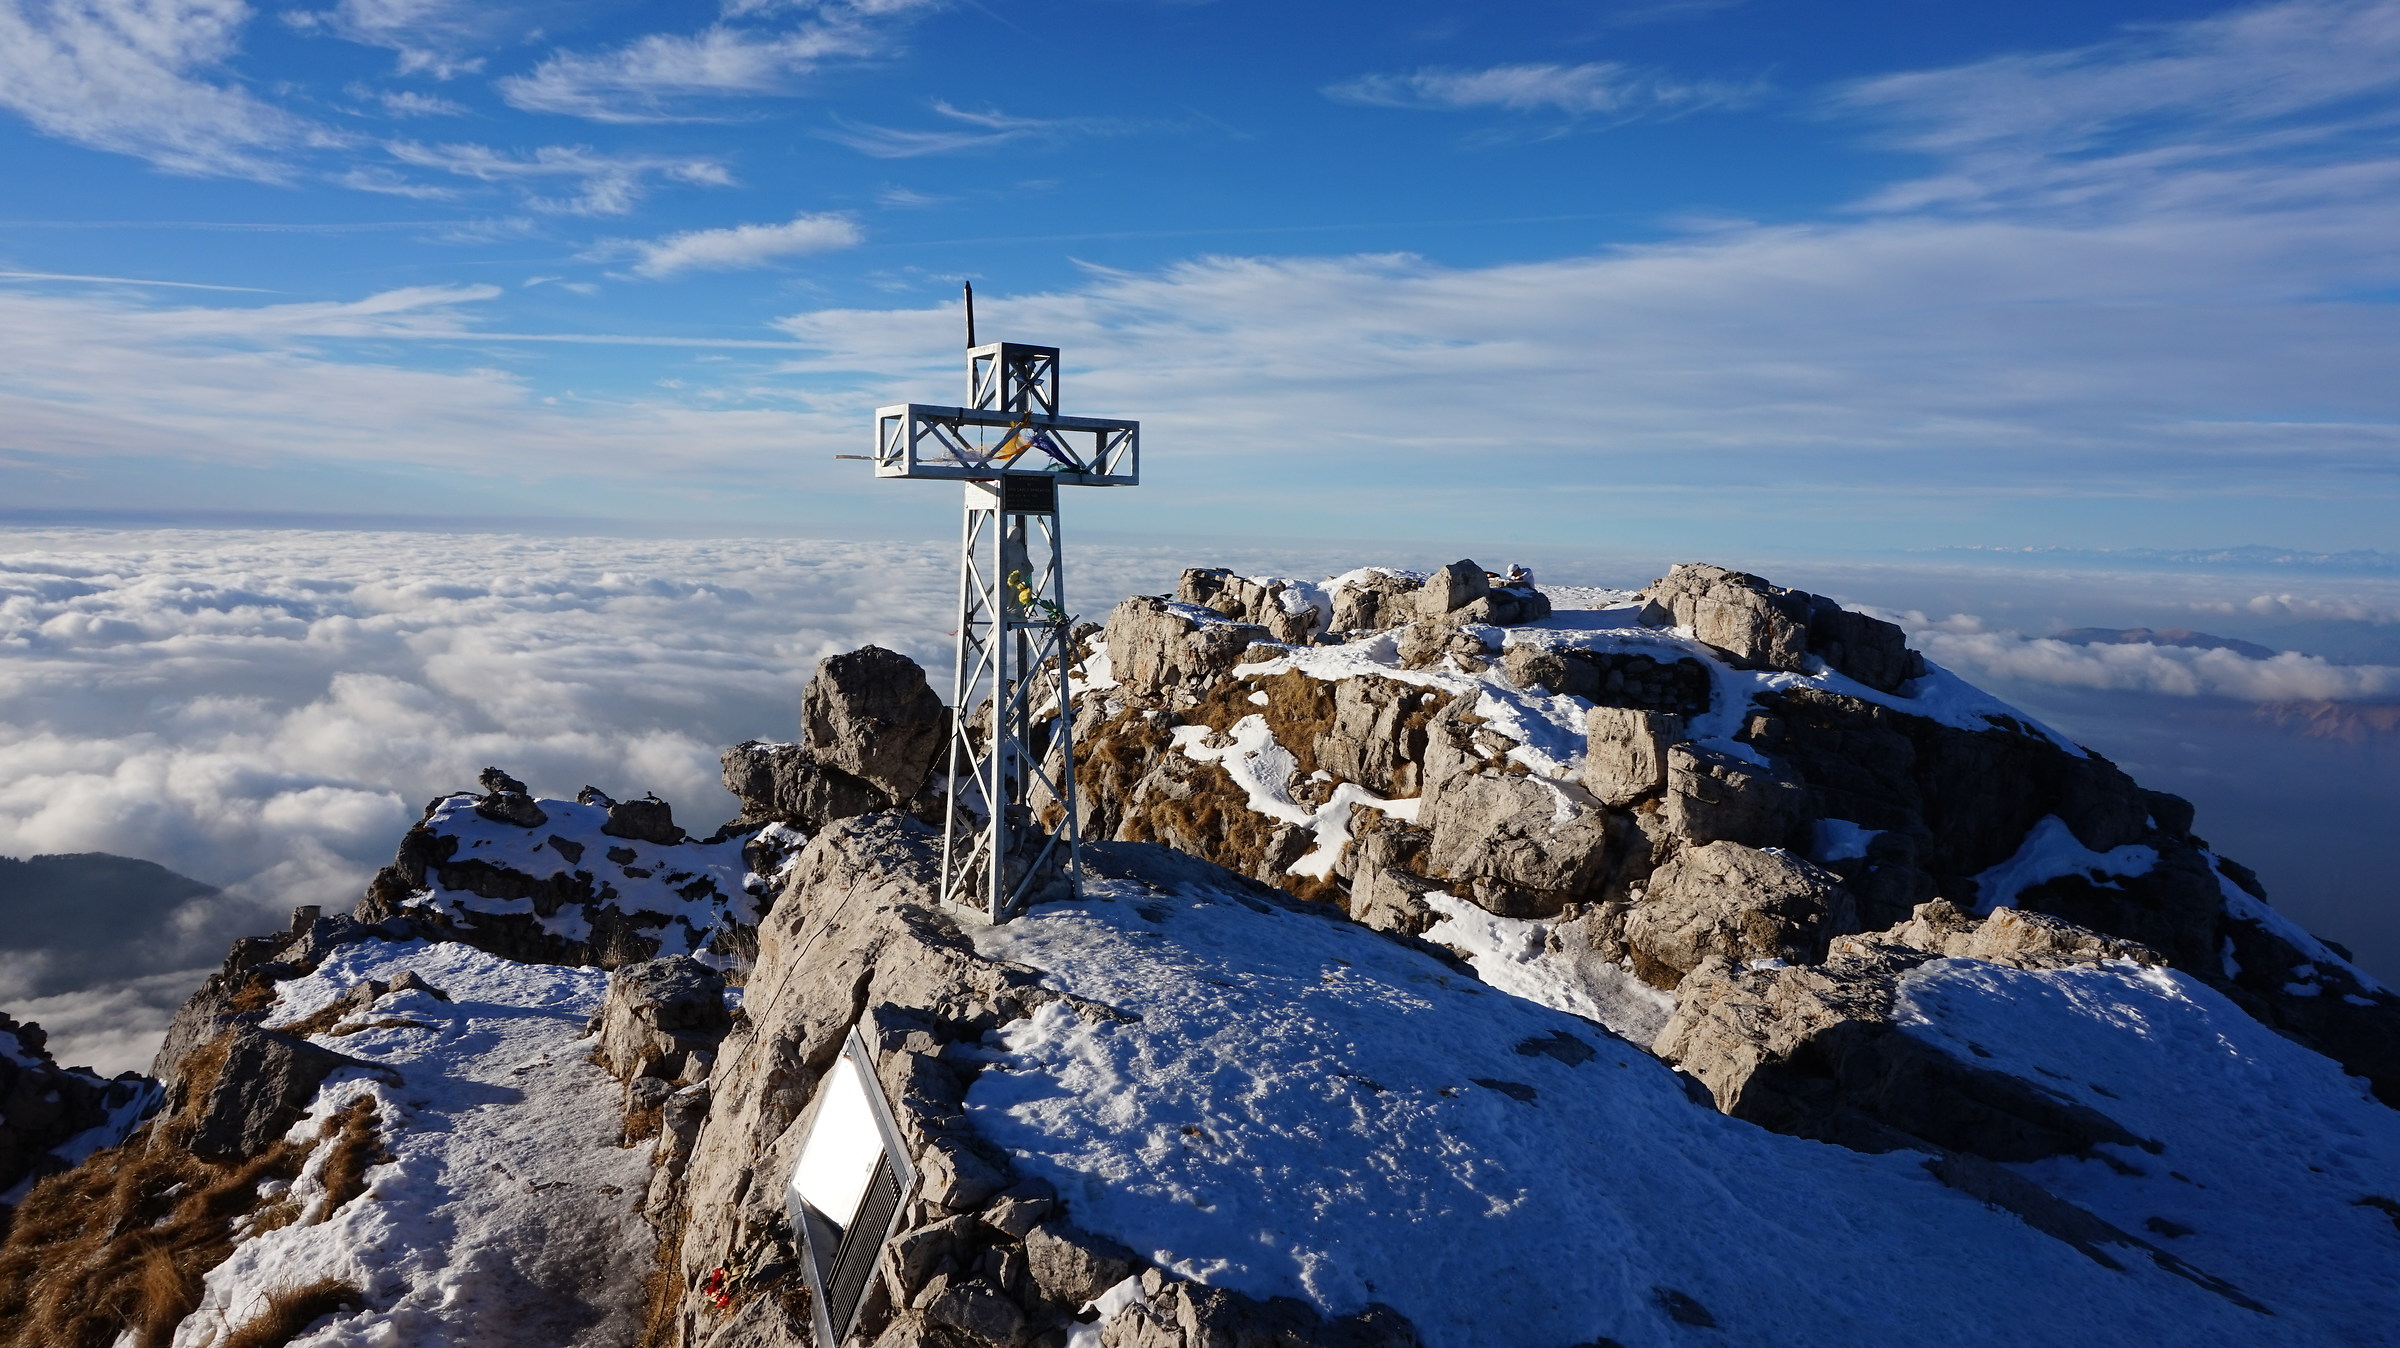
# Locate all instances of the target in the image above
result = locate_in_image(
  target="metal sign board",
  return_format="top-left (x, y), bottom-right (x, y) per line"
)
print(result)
top-left (785, 1028), bottom-right (916, 1346)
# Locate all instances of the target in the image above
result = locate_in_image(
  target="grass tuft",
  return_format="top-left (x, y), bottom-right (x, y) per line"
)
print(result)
top-left (217, 1278), bottom-right (362, 1348)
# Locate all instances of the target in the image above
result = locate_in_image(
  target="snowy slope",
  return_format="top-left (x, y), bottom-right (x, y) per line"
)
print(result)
top-left (959, 866), bottom-right (2356, 1348)
top-left (1896, 958), bottom-right (2400, 1343)
top-left (171, 939), bottom-right (656, 1348)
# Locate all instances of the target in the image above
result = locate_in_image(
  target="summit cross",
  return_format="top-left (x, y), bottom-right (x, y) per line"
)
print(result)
top-left (867, 293), bottom-right (1140, 923)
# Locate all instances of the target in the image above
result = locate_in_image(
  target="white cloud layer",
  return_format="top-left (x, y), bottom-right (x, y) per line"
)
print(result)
top-left (0, 0), bottom-right (327, 178)
top-left (1325, 61), bottom-right (1758, 121)
top-left (623, 211), bottom-right (863, 277)
top-left (1902, 620), bottom-right (2400, 701)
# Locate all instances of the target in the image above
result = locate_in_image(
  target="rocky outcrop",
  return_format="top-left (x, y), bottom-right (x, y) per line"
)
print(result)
top-left (1582, 706), bottom-right (1683, 808)
top-left (1104, 595), bottom-right (1273, 702)
top-left (355, 782), bottom-right (771, 972)
top-left (0, 1015), bottom-right (156, 1206)
top-left (724, 645), bottom-right (950, 834)
top-left (594, 956), bottom-right (731, 1085)
top-left (1639, 563), bottom-right (1920, 692)
top-left (1329, 570), bottom-right (1422, 636)
top-left (1178, 568), bottom-right (1326, 645)
top-left (1064, 557), bottom-right (2400, 1111)
top-left (1622, 843), bottom-right (1856, 987)
top-left (1653, 900), bottom-right (2161, 1156)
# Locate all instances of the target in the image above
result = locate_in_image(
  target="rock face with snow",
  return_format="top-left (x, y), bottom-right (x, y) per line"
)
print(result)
top-left (1069, 560), bottom-right (2400, 1110)
top-left (0, 1014), bottom-right (155, 1207)
top-left (354, 786), bottom-right (770, 970)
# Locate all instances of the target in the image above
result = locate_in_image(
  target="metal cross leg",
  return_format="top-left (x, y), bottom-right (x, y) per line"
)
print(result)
top-left (866, 304), bottom-right (1139, 924)
top-left (943, 473), bottom-right (1082, 920)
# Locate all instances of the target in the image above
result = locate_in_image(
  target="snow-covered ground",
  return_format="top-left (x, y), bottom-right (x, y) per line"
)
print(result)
top-left (1896, 958), bottom-right (2400, 1344)
top-left (961, 867), bottom-right (2382, 1348)
top-left (173, 939), bottom-right (655, 1348)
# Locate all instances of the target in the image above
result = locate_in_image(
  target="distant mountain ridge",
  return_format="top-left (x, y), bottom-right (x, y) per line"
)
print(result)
top-left (2054, 627), bottom-right (2281, 660)
top-left (1938, 544), bottom-right (2400, 573)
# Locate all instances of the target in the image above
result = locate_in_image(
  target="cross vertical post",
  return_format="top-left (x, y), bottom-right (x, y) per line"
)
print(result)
top-left (869, 298), bottom-right (1136, 923)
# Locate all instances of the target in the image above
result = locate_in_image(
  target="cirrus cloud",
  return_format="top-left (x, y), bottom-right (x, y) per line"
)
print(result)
top-left (1324, 61), bottom-right (1761, 123)
top-left (617, 210), bottom-right (863, 278)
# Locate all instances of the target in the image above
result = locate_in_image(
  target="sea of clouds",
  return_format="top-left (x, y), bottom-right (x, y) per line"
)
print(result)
top-left (3, 528), bottom-right (2396, 1073)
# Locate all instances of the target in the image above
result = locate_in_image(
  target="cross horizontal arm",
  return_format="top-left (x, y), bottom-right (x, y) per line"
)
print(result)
top-left (873, 404), bottom-right (1139, 485)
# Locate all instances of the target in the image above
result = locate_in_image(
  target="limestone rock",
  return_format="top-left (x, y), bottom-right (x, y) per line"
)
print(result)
top-left (804, 645), bottom-right (950, 802)
top-left (1022, 1222), bottom-right (1138, 1306)
top-left (1422, 768), bottom-right (1611, 919)
top-left (1316, 677), bottom-right (1439, 798)
top-left (1329, 570), bottom-right (1420, 635)
top-left (603, 794), bottom-right (685, 845)
top-left (1664, 743), bottom-right (1806, 849)
top-left (175, 1025), bottom-right (388, 1160)
top-left (1583, 706), bottom-right (1684, 808)
top-left (1417, 560), bottom-right (1490, 618)
top-left (1639, 563), bottom-right (1919, 692)
top-left (1652, 903), bottom-right (2172, 1161)
top-left (721, 739), bottom-right (889, 832)
top-left (594, 955), bottom-right (732, 1082)
top-left (1178, 569), bottom-right (1322, 645)
top-left (1623, 841), bottom-right (1855, 986)
top-left (0, 1015), bottom-right (156, 1202)
top-left (1105, 596), bottom-right (1271, 700)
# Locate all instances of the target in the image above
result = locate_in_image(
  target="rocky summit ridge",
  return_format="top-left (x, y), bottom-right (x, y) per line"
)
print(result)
top-left (1, 559), bottom-right (2396, 1348)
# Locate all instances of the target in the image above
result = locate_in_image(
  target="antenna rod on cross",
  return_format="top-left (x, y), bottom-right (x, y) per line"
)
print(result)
top-left (963, 281), bottom-right (975, 349)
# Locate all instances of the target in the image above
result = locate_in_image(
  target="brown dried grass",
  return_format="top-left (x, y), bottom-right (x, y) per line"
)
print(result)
top-left (0, 1056), bottom-right (383, 1348)
top-left (0, 1132), bottom-right (311, 1348)
top-left (217, 1278), bottom-right (361, 1348)
top-left (314, 1098), bottom-right (390, 1219)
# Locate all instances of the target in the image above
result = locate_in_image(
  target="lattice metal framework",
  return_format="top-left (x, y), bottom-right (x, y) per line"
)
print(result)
top-left (871, 326), bottom-right (1138, 922)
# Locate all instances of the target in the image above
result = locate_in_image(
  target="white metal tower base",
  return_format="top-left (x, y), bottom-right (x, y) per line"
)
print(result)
top-left (940, 474), bottom-right (1083, 921)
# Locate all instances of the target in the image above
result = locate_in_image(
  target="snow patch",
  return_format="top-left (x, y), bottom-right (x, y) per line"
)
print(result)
top-left (1970, 816), bottom-right (2158, 912)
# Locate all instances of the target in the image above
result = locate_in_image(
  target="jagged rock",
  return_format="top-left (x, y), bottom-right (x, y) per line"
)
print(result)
top-left (604, 794), bottom-right (686, 845)
top-left (667, 816), bottom-right (1060, 1343)
top-left (1022, 1222), bottom-right (1138, 1306)
top-left (1105, 596), bottom-right (1272, 700)
top-left (1886, 898), bottom-right (2164, 968)
top-left (1104, 1276), bottom-right (1420, 1348)
top-left (0, 1015), bottom-right (156, 1203)
top-left (480, 766), bottom-right (527, 795)
top-left (1394, 620), bottom-right (1496, 671)
top-left (1329, 570), bottom-right (1421, 634)
top-left (1623, 841), bottom-right (1855, 987)
top-left (1317, 677), bottom-right (1438, 799)
top-left (806, 645), bottom-right (950, 801)
top-left (1583, 706), bottom-right (1684, 808)
top-left (1178, 569), bottom-right (1323, 644)
top-left (1663, 742), bottom-right (1806, 849)
top-left (1417, 560), bottom-right (1490, 618)
top-left (1639, 563), bottom-right (1919, 693)
top-left (475, 786), bottom-right (548, 829)
top-left (722, 739), bottom-right (886, 832)
top-left (595, 955), bottom-right (732, 1082)
top-left (1422, 768), bottom-right (1611, 918)
top-left (1653, 904), bottom-right (2165, 1161)
top-left (174, 1025), bottom-right (387, 1160)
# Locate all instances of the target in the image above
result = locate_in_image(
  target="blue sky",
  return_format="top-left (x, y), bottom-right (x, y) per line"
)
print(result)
top-left (2, 0), bottom-right (2397, 553)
